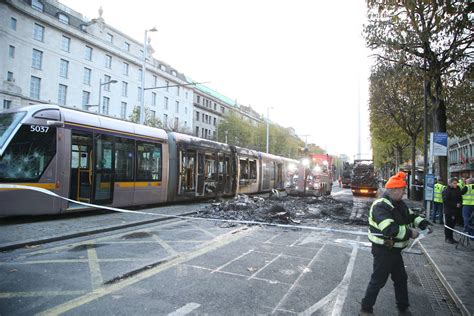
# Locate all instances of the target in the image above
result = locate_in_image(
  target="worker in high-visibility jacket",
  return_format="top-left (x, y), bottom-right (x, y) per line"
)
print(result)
top-left (432, 181), bottom-right (446, 224)
top-left (460, 178), bottom-right (474, 237)
top-left (360, 171), bottom-right (433, 316)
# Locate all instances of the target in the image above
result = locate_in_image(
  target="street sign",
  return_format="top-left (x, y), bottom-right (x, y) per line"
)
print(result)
top-left (430, 132), bottom-right (448, 156)
top-left (424, 174), bottom-right (435, 201)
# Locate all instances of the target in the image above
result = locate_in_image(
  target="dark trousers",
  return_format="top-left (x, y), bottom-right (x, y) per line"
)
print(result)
top-left (444, 211), bottom-right (456, 240)
top-left (361, 245), bottom-right (409, 312)
top-left (432, 202), bottom-right (444, 223)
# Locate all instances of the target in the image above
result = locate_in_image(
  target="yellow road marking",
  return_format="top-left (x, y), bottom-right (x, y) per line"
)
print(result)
top-left (87, 244), bottom-right (103, 290)
top-left (37, 226), bottom-right (255, 316)
top-left (0, 291), bottom-right (86, 298)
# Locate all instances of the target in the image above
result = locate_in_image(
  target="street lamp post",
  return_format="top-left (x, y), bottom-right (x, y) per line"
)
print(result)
top-left (266, 106), bottom-right (273, 153)
top-left (98, 78), bottom-right (117, 114)
top-left (140, 27), bottom-right (157, 125)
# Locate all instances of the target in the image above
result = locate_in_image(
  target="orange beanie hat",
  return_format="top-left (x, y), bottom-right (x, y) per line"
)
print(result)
top-left (385, 171), bottom-right (407, 189)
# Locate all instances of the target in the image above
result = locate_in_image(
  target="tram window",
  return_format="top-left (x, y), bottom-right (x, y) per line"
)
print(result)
top-left (239, 159), bottom-right (248, 180)
top-left (0, 111), bottom-right (26, 149)
top-left (136, 141), bottom-right (162, 181)
top-left (0, 124), bottom-right (56, 181)
top-left (205, 154), bottom-right (216, 180)
top-left (180, 150), bottom-right (196, 192)
top-left (115, 138), bottom-right (134, 181)
top-left (249, 160), bottom-right (257, 180)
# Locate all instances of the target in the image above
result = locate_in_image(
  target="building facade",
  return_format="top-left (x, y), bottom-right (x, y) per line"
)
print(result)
top-left (1, 0), bottom-right (193, 131)
top-left (448, 134), bottom-right (474, 179)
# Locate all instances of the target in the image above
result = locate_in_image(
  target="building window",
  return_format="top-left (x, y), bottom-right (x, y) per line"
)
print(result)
top-left (176, 86), bottom-right (180, 96)
top-left (202, 113), bottom-right (204, 122)
top-left (61, 36), bottom-right (71, 52)
top-left (174, 118), bottom-right (179, 129)
top-left (59, 59), bottom-right (69, 78)
top-left (105, 55), bottom-right (112, 69)
top-left (84, 46), bottom-right (93, 61)
top-left (185, 91), bottom-right (188, 99)
top-left (102, 97), bottom-right (110, 115)
top-left (150, 110), bottom-right (156, 119)
top-left (120, 102), bottom-right (127, 118)
top-left (171, 70), bottom-right (177, 76)
top-left (152, 92), bottom-right (157, 106)
top-left (197, 95), bottom-right (200, 104)
top-left (160, 64), bottom-right (166, 71)
top-left (137, 87), bottom-right (142, 101)
top-left (121, 81), bottom-right (128, 97)
top-left (124, 42), bottom-right (130, 51)
top-left (31, 0), bottom-right (43, 12)
top-left (7, 72), bottom-right (14, 82)
top-left (82, 91), bottom-right (90, 109)
top-left (123, 62), bottom-right (129, 76)
top-left (30, 76), bottom-right (41, 99)
top-left (9, 45), bottom-right (15, 58)
top-left (32, 49), bottom-right (43, 69)
top-left (175, 101), bottom-right (179, 113)
top-left (214, 103), bottom-right (217, 111)
top-left (153, 75), bottom-right (158, 87)
top-left (33, 23), bottom-right (44, 41)
top-left (83, 67), bottom-right (91, 85)
top-left (164, 97), bottom-right (168, 110)
top-left (106, 33), bottom-right (113, 43)
top-left (58, 13), bottom-right (69, 24)
top-left (185, 107), bottom-right (187, 114)
top-left (196, 111), bottom-right (199, 121)
top-left (213, 117), bottom-right (216, 126)
top-left (103, 75), bottom-right (112, 91)
top-left (10, 17), bottom-right (17, 30)
top-left (166, 81), bottom-right (169, 91)
top-left (184, 121), bottom-right (187, 128)
top-left (3, 100), bottom-right (12, 110)
top-left (195, 126), bottom-right (199, 136)
top-left (138, 69), bottom-right (143, 82)
top-left (58, 84), bottom-right (67, 105)
top-left (163, 114), bottom-right (168, 125)
top-left (221, 106), bottom-right (225, 113)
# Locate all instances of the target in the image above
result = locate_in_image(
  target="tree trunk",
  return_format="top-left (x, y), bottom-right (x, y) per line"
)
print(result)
top-left (434, 76), bottom-right (448, 183)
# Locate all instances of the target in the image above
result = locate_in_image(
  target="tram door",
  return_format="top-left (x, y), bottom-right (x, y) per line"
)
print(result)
top-left (196, 152), bottom-right (204, 196)
top-left (93, 135), bottom-right (114, 204)
top-left (70, 132), bottom-right (93, 202)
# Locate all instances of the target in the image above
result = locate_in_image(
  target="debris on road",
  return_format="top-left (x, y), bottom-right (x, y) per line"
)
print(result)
top-left (194, 194), bottom-right (371, 226)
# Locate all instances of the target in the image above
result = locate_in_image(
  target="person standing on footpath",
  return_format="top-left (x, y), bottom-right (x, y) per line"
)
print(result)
top-left (442, 177), bottom-right (463, 244)
top-left (432, 179), bottom-right (446, 224)
top-left (460, 178), bottom-right (474, 236)
top-left (360, 171), bottom-right (433, 316)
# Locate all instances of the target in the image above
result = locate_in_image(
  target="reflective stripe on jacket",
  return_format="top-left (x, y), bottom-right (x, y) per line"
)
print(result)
top-left (368, 196), bottom-right (427, 249)
top-left (433, 183), bottom-right (445, 203)
top-left (462, 184), bottom-right (474, 206)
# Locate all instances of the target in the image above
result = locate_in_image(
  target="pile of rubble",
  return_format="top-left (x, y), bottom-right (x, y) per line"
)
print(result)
top-left (195, 194), bottom-right (371, 226)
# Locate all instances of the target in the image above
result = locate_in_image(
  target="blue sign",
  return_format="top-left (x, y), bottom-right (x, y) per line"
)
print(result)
top-left (431, 132), bottom-right (448, 156)
top-left (424, 174), bottom-right (435, 201)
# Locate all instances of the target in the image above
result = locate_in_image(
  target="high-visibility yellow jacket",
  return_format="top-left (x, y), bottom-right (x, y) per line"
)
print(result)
top-left (368, 193), bottom-right (429, 249)
top-left (461, 184), bottom-right (474, 206)
top-left (433, 183), bottom-right (446, 203)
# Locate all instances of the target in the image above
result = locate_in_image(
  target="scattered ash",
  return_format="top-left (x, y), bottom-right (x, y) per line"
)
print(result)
top-left (194, 194), bottom-right (371, 227)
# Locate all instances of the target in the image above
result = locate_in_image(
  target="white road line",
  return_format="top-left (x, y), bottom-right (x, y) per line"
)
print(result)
top-left (264, 233), bottom-right (282, 244)
top-left (167, 302), bottom-right (201, 316)
top-left (210, 249), bottom-right (254, 274)
top-left (248, 253), bottom-right (282, 280)
top-left (86, 243), bottom-right (103, 290)
top-left (272, 245), bottom-right (326, 313)
top-left (290, 231), bottom-right (310, 247)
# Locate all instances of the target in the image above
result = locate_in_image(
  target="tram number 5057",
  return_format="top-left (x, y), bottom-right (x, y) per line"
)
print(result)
top-left (30, 125), bottom-right (50, 133)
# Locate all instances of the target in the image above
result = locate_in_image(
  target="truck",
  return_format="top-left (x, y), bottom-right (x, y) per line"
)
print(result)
top-left (341, 162), bottom-right (352, 188)
top-left (286, 154), bottom-right (334, 196)
top-left (351, 159), bottom-right (379, 197)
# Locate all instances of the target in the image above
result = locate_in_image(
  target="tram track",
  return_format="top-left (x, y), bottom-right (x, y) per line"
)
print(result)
top-left (0, 209), bottom-right (199, 252)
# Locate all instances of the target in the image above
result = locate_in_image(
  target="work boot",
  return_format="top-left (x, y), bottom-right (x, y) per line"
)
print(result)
top-left (398, 308), bottom-right (413, 316)
top-left (359, 309), bottom-right (374, 316)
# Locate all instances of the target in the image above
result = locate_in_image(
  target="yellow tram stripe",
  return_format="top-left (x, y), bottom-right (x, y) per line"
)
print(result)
top-left (0, 183), bottom-right (57, 191)
top-left (115, 182), bottom-right (161, 188)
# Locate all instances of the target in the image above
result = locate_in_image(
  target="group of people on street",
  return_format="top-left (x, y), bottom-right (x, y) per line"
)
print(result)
top-left (431, 177), bottom-right (474, 243)
top-left (359, 171), bottom-right (474, 315)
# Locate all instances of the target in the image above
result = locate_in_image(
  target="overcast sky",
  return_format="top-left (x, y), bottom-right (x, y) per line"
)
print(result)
top-left (61, 0), bottom-right (373, 160)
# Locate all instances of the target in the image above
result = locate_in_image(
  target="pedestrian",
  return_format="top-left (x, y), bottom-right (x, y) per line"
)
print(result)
top-left (432, 179), bottom-right (446, 224)
top-left (360, 171), bottom-right (433, 316)
top-left (442, 177), bottom-right (463, 244)
top-left (460, 178), bottom-right (474, 237)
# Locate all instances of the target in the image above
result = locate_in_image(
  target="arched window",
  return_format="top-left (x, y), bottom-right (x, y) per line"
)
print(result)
top-left (58, 13), bottom-right (69, 24)
top-left (31, 0), bottom-right (43, 12)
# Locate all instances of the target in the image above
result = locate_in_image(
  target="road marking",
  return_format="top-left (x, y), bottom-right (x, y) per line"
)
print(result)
top-left (190, 225), bottom-right (217, 238)
top-left (253, 250), bottom-right (311, 261)
top-left (290, 231), bottom-right (311, 247)
top-left (87, 243), bottom-right (103, 290)
top-left (264, 233), bottom-right (282, 244)
top-left (210, 249), bottom-right (254, 274)
top-left (152, 235), bottom-right (179, 256)
top-left (0, 258), bottom-right (155, 265)
top-left (248, 253), bottom-right (282, 280)
top-left (167, 302), bottom-right (201, 316)
top-left (0, 291), bottom-right (87, 298)
top-left (272, 244), bottom-right (326, 313)
top-left (37, 226), bottom-right (254, 316)
top-left (299, 239), bottom-right (360, 315)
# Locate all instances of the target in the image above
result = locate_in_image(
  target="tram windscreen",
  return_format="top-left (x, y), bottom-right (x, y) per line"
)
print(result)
top-left (0, 124), bottom-right (56, 182)
top-left (0, 112), bottom-right (26, 150)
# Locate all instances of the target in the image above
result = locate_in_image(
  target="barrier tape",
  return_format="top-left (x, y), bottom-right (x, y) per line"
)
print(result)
top-left (0, 184), bottom-right (387, 237)
top-left (443, 224), bottom-right (474, 239)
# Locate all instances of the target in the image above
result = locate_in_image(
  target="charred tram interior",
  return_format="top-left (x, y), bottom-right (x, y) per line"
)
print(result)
top-left (0, 105), bottom-right (297, 216)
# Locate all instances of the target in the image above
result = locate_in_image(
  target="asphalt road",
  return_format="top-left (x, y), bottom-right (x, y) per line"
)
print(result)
top-left (0, 186), bottom-right (460, 315)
